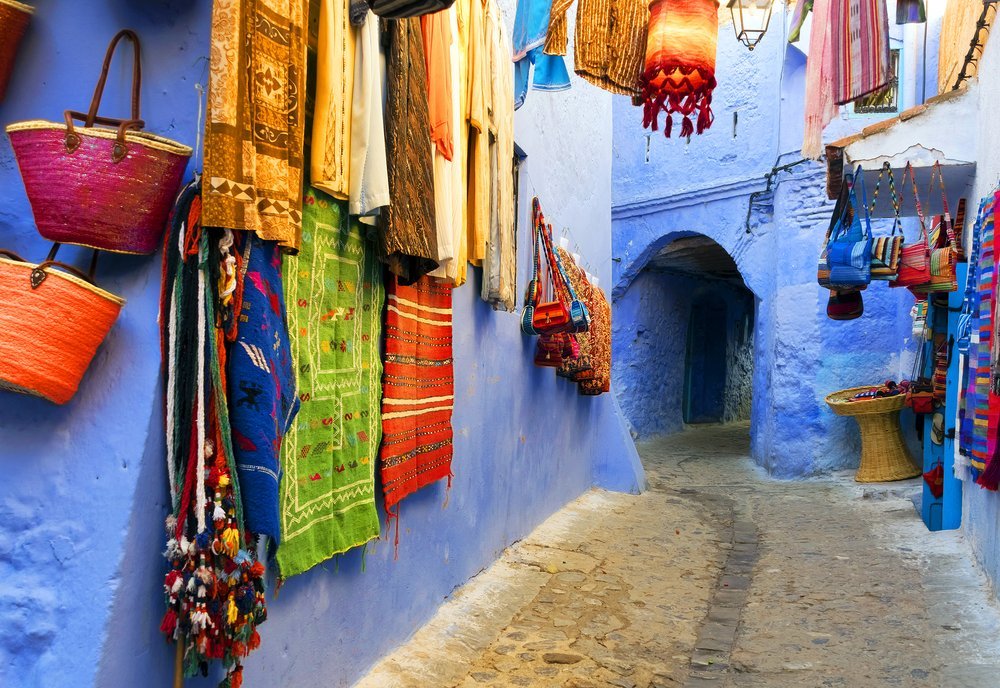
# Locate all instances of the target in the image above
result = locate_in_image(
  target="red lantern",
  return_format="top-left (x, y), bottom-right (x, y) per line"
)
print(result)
top-left (639, 0), bottom-right (719, 138)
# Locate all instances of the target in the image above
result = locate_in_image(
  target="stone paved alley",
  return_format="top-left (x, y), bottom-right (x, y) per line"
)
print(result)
top-left (356, 424), bottom-right (1000, 688)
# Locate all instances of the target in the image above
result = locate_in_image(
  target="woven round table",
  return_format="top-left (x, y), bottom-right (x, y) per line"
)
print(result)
top-left (826, 387), bottom-right (921, 483)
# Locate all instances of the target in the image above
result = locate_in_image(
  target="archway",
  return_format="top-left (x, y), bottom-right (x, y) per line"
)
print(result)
top-left (613, 234), bottom-right (758, 440)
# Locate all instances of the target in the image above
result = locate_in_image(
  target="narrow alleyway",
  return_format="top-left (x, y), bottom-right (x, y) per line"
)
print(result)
top-left (355, 425), bottom-right (1000, 688)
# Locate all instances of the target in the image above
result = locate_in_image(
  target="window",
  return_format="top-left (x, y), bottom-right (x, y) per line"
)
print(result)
top-left (854, 49), bottom-right (901, 115)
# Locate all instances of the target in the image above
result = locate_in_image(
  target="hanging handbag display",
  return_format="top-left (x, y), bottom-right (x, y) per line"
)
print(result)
top-left (6, 29), bottom-right (192, 255)
top-left (890, 163), bottom-right (933, 290)
top-left (0, 0), bottom-right (32, 102)
top-left (912, 163), bottom-right (960, 294)
top-left (0, 244), bottom-right (124, 404)
top-left (867, 162), bottom-right (904, 281)
top-left (824, 165), bottom-right (873, 289)
top-left (817, 176), bottom-right (853, 288)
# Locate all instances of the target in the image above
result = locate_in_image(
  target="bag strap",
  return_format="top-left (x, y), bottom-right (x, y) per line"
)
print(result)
top-left (524, 199), bottom-right (543, 308)
top-left (29, 243), bottom-right (100, 289)
top-left (903, 162), bottom-right (930, 245)
top-left (852, 165), bottom-right (873, 240)
top-left (0, 249), bottom-right (28, 263)
top-left (87, 29), bottom-right (142, 126)
top-left (928, 161), bottom-right (958, 250)
top-left (826, 174), bottom-right (853, 245)
top-left (869, 162), bottom-right (903, 237)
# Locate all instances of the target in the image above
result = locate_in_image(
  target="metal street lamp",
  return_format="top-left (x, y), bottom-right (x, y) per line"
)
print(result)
top-left (727, 0), bottom-right (775, 51)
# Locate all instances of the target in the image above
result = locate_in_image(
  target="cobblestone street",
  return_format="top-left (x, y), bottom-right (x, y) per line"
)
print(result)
top-left (356, 424), bottom-right (1000, 688)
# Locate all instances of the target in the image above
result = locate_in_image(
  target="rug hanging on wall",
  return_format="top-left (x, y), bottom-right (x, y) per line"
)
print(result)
top-left (830, 0), bottom-right (891, 105)
top-left (380, 275), bottom-right (455, 523)
top-left (276, 189), bottom-right (384, 578)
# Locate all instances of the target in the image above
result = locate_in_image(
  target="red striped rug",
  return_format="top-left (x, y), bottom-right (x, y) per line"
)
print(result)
top-left (380, 276), bottom-right (455, 513)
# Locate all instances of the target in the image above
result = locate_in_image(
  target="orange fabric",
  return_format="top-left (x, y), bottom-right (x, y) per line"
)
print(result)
top-left (421, 11), bottom-right (455, 161)
top-left (0, 257), bottom-right (123, 404)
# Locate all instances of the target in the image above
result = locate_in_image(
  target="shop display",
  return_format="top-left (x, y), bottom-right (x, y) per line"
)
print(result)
top-left (6, 30), bottom-right (191, 255)
top-left (276, 189), bottom-right (385, 578)
top-left (639, 0), bottom-right (718, 138)
top-left (203, 0), bottom-right (306, 250)
top-left (0, 0), bottom-right (33, 102)
top-left (0, 246), bottom-right (123, 404)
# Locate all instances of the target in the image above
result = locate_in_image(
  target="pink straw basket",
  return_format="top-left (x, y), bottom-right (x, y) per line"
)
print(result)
top-left (5, 29), bottom-right (192, 255)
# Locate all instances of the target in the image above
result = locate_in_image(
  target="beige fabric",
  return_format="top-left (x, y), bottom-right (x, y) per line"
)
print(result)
top-left (312, 0), bottom-right (356, 200)
top-left (938, 0), bottom-right (992, 92)
top-left (349, 12), bottom-right (390, 221)
top-left (203, 0), bottom-right (307, 250)
top-left (466, 0), bottom-right (490, 267)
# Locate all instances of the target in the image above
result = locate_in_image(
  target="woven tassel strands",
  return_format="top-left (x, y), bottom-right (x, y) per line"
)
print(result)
top-left (159, 178), bottom-right (266, 688)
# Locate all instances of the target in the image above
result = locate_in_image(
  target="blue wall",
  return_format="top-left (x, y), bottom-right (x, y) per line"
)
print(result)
top-left (0, 2), bottom-right (641, 687)
top-left (611, 9), bottom-right (924, 477)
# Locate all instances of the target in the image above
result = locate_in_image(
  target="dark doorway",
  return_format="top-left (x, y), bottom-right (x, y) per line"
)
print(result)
top-left (684, 294), bottom-right (728, 423)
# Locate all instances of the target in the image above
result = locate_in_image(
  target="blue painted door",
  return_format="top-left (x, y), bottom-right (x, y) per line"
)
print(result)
top-left (684, 296), bottom-right (728, 424)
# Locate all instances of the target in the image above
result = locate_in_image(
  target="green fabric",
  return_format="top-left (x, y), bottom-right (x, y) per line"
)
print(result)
top-left (276, 189), bottom-right (384, 577)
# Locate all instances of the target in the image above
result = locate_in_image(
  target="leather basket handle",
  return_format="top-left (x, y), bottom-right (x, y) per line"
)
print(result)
top-left (63, 109), bottom-right (145, 162)
top-left (87, 29), bottom-right (142, 127)
top-left (0, 249), bottom-right (28, 263)
top-left (29, 243), bottom-right (100, 289)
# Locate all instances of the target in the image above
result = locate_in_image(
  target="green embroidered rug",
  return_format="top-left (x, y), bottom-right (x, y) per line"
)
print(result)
top-left (276, 189), bottom-right (384, 577)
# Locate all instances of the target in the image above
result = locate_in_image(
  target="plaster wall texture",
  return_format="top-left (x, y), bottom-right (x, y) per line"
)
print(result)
top-left (0, 2), bottom-right (640, 687)
top-left (612, 8), bottom-right (926, 477)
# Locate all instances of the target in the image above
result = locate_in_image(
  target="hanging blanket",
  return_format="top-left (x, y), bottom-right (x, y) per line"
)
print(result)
top-left (203, 0), bottom-right (307, 250)
top-left (227, 233), bottom-right (299, 542)
top-left (895, 0), bottom-right (925, 24)
top-left (380, 276), bottom-right (455, 514)
top-left (831, 0), bottom-right (891, 105)
top-left (276, 189), bottom-right (384, 578)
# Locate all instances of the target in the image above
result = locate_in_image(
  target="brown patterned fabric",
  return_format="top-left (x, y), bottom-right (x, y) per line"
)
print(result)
top-left (203, 0), bottom-right (307, 251)
top-left (544, 0), bottom-right (648, 97)
top-left (379, 17), bottom-right (440, 283)
top-left (579, 286), bottom-right (611, 395)
top-left (556, 249), bottom-right (594, 381)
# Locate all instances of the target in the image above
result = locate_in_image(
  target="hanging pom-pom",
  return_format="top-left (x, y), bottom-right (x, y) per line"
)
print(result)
top-left (250, 561), bottom-right (265, 578)
top-left (248, 629), bottom-right (261, 651)
top-left (222, 527), bottom-right (240, 556)
top-left (664, 113), bottom-right (673, 139)
top-left (230, 665), bottom-right (244, 688)
top-left (213, 503), bottom-right (227, 523)
top-left (226, 597), bottom-right (239, 625)
top-left (159, 608), bottom-right (178, 637)
top-left (680, 116), bottom-right (694, 138)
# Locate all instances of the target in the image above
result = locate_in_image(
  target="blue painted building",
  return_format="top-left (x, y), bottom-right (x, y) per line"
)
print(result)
top-left (612, 7), bottom-right (931, 477)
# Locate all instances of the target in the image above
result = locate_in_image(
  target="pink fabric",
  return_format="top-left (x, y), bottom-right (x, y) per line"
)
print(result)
top-left (802, 0), bottom-right (837, 160)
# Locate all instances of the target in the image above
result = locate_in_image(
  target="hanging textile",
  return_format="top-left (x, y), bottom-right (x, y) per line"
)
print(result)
top-left (312, 0), bottom-right (357, 201)
top-left (348, 12), bottom-right (391, 220)
top-left (788, 0), bottom-right (812, 42)
top-left (226, 232), bottom-right (299, 541)
top-left (380, 276), bottom-right (455, 519)
top-left (801, 0), bottom-right (835, 159)
top-left (160, 179), bottom-right (268, 687)
top-left (895, 0), bottom-right (925, 24)
top-left (544, 0), bottom-right (648, 97)
top-left (513, 0), bottom-right (572, 110)
top-left (423, 8), bottom-right (460, 280)
top-left (556, 248), bottom-right (593, 381)
top-left (203, 0), bottom-right (307, 251)
top-left (276, 189), bottom-right (384, 578)
top-left (381, 17), bottom-right (440, 283)
top-left (639, 0), bottom-right (718, 139)
top-left (830, 0), bottom-right (891, 105)
top-left (938, 0), bottom-right (990, 92)
top-left (482, 0), bottom-right (518, 312)
top-left (468, 0), bottom-right (491, 266)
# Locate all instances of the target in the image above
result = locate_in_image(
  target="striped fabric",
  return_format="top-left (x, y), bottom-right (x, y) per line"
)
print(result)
top-left (964, 195), bottom-right (997, 479)
top-left (830, 0), bottom-right (891, 105)
top-left (380, 276), bottom-right (455, 512)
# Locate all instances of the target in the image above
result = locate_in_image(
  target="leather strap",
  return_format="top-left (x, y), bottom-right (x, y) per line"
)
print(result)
top-left (29, 243), bottom-right (100, 289)
top-left (0, 249), bottom-right (27, 263)
top-left (87, 29), bottom-right (142, 126)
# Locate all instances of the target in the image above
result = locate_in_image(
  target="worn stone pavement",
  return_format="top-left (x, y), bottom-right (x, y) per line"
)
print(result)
top-left (354, 424), bottom-right (1000, 688)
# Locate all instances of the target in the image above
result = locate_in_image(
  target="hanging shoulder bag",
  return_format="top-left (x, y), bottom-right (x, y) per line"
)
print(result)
top-left (890, 163), bottom-right (932, 289)
top-left (868, 162), bottom-right (904, 281)
top-left (825, 166), bottom-right (873, 289)
top-left (914, 162), bottom-right (960, 293)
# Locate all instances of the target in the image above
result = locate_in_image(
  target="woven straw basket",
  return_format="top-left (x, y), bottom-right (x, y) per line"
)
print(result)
top-left (826, 386), bottom-right (921, 483)
top-left (0, 253), bottom-right (124, 405)
top-left (0, 0), bottom-right (32, 102)
top-left (5, 29), bottom-right (192, 254)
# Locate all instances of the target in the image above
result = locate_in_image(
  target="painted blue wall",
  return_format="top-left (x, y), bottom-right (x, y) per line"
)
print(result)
top-left (0, 1), bottom-right (641, 687)
top-left (612, 8), bottom-right (926, 477)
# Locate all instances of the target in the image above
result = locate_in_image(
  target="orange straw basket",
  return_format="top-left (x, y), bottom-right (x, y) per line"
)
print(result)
top-left (0, 250), bottom-right (124, 404)
top-left (0, 0), bottom-right (33, 102)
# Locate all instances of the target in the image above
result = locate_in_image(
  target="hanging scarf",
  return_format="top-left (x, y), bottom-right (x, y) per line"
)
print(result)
top-left (831, 0), bottom-right (891, 105)
top-left (160, 179), bottom-right (268, 688)
top-left (801, 0), bottom-right (836, 159)
top-left (788, 0), bottom-right (812, 43)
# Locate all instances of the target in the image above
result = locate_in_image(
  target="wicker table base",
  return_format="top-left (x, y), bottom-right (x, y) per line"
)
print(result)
top-left (826, 387), bottom-right (921, 483)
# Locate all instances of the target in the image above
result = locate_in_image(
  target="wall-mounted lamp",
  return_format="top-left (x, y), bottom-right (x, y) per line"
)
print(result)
top-left (727, 0), bottom-right (775, 51)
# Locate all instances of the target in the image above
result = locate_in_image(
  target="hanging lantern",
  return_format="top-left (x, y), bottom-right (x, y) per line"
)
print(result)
top-left (728, 0), bottom-right (774, 51)
top-left (640, 0), bottom-right (720, 139)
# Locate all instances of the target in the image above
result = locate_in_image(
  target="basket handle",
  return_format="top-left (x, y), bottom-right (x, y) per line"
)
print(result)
top-left (29, 243), bottom-right (100, 289)
top-left (63, 110), bottom-right (145, 162)
top-left (0, 249), bottom-right (28, 263)
top-left (86, 29), bottom-right (142, 127)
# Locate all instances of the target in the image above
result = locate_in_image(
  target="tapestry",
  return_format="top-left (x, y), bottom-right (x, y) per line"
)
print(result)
top-left (276, 189), bottom-right (384, 578)
top-left (227, 233), bottom-right (299, 542)
top-left (830, 0), bottom-right (891, 105)
top-left (203, 0), bottom-right (307, 251)
top-left (380, 276), bottom-right (455, 514)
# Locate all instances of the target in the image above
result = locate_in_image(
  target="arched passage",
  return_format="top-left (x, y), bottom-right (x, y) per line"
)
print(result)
top-left (613, 234), bottom-right (758, 440)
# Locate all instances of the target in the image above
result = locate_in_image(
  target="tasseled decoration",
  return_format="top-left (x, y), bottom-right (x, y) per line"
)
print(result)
top-left (160, 178), bottom-right (270, 688)
top-left (638, 0), bottom-right (718, 139)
